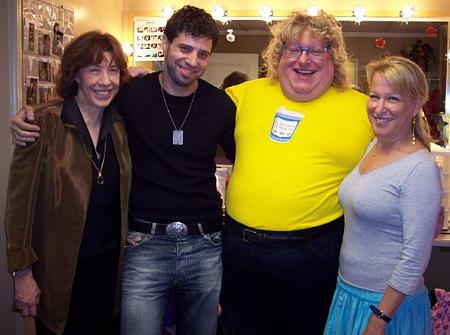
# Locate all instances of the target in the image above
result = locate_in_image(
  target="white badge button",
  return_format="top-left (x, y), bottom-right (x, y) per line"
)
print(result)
top-left (269, 107), bottom-right (304, 143)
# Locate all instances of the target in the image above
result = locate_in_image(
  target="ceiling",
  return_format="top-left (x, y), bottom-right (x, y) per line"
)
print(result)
top-left (126, 0), bottom-right (450, 17)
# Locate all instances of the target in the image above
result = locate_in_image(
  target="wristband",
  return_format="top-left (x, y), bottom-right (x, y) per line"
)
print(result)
top-left (369, 305), bottom-right (392, 323)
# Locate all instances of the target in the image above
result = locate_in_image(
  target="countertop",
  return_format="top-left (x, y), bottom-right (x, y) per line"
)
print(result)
top-left (433, 232), bottom-right (450, 247)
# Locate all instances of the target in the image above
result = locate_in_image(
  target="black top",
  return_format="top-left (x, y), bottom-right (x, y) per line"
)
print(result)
top-left (117, 72), bottom-right (236, 225)
top-left (61, 97), bottom-right (122, 257)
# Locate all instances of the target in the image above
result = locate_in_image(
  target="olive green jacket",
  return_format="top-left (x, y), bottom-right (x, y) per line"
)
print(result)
top-left (4, 99), bottom-right (132, 334)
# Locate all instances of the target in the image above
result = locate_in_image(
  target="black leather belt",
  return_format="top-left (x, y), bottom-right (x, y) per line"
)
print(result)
top-left (129, 218), bottom-right (223, 237)
top-left (226, 215), bottom-right (343, 243)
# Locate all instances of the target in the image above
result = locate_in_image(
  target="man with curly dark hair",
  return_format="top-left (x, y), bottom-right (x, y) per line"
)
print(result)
top-left (163, 5), bottom-right (219, 48)
top-left (116, 6), bottom-right (235, 335)
top-left (10, 5), bottom-right (235, 335)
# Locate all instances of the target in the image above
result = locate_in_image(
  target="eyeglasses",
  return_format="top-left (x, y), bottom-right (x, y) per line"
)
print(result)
top-left (283, 42), bottom-right (329, 60)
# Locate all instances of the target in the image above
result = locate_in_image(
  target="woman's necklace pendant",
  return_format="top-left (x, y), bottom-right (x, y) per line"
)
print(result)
top-left (90, 139), bottom-right (107, 185)
top-left (97, 173), bottom-right (104, 185)
top-left (173, 130), bottom-right (183, 145)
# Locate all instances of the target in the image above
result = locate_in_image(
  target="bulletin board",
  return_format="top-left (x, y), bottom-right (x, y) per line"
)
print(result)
top-left (133, 18), bottom-right (165, 62)
top-left (22, 0), bottom-right (75, 106)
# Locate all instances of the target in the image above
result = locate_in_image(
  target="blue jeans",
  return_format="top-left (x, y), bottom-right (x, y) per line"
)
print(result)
top-left (120, 230), bottom-right (222, 335)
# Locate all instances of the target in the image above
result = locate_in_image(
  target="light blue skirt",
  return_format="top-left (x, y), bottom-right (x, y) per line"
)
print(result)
top-left (324, 276), bottom-right (432, 335)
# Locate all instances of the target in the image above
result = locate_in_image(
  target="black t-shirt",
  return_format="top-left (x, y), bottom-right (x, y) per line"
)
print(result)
top-left (116, 72), bottom-right (236, 225)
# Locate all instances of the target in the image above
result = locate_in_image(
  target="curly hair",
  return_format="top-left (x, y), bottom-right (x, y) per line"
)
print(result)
top-left (262, 10), bottom-right (351, 90)
top-left (366, 56), bottom-right (432, 148)
top-left (164, 5), bottom-right (219, 50)
top-left (57, 31), bottom-right (129, 97)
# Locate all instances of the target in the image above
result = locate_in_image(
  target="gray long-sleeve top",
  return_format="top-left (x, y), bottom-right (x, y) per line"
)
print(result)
top-left (338, 142), bottom-right (442, 295)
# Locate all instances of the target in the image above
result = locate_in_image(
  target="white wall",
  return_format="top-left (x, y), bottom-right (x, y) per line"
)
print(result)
top-left (0, 0), bottom-right (23, 334)
top-left (56, 0), bottom-right (125, 38)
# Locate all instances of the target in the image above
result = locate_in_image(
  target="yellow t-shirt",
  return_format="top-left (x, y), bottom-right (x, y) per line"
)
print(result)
top-left (226, 78), bottom-right (373, 231)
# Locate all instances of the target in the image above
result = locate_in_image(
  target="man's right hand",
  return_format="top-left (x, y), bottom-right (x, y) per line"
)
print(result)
top-left (11, 106), bottom-right (40, 146)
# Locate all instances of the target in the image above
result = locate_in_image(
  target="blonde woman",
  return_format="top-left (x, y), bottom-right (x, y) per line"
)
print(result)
top-left (325, 56), bottom-right (441, 335)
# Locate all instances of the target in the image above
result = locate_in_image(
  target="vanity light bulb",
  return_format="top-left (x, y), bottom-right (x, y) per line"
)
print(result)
top-left (212, 5), bottom-right (228, 23)
top-left (307, 6), bottom-right (319, 16)
top-left (400, 4), bottom-right (415, 22)
top-left (260, 5), bottom-right (273, 23)
top-left (353, 6), bottom-right (366, 24)
top-left (161, 5), bottom-right (174, 20)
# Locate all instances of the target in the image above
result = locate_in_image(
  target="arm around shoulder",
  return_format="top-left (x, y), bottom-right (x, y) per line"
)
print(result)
top-left (11, 98), bottom-right (62, 146)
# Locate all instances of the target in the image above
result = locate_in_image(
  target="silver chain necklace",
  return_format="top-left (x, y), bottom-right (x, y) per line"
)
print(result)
top-left (89, 138), bottom-right (107, 184)
top-left (160, 83), bottom-right (196, 146)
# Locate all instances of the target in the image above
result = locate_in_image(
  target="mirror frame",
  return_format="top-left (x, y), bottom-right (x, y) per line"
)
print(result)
top-left (137, 16), bottom-right (450, 115)
top-left (221, 16), bottom-right (450, 115)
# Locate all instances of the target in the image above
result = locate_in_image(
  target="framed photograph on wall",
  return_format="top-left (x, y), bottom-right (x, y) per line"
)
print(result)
top-left (38, 60), bottom-right (51, 82)
top-left (38, 86), bottom-right (53, 104)
top-left (24, 19), bottom-right (37, 53)
top-left (26, 76), bottom-right (39, 105)
top-left (22, 0), bottom-right (74, 105)
top-left (134, 18), bottom-right (165, 62)
top-left (52, 22), bottom-right (64, 57)
top-left (38, 31), bottom-right (52, 56)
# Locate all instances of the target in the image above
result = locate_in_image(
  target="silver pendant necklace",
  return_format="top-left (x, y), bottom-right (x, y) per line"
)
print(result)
top-left (160, 83), bottom-right (196, 146)
top-left (90, 138), bottom-right (107, 184)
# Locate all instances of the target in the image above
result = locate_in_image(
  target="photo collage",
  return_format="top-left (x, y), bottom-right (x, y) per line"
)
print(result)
top-left (134, 19), bottom-right (165, 62)
top-left (22, 0), bottom-right (74, 105)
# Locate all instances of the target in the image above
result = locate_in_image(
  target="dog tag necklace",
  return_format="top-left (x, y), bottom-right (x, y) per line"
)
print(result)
top-left (160, 83), bottom-right (196, 146)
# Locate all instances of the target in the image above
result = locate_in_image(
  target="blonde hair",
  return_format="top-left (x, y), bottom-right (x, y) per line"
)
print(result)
top-left (366, 56), bottom-right (431, 148)
top-left (262, 10), bottom-right (351, 90)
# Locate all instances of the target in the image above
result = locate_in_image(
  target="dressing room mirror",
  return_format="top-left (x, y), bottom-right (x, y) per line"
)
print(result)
top-left (202, 19), bottom-right (449, 141)
top-left (210, 19), bottom-right (448, 93)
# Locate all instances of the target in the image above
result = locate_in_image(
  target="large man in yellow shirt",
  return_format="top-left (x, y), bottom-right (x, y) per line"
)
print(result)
top-left (220, 11), bottom-right (373, 334)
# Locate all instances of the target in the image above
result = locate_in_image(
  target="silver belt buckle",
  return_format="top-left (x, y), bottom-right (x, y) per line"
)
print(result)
top-left (166, 222), bottom-right (188, 237)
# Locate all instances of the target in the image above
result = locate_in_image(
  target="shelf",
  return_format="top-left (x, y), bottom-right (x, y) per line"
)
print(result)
top-left (431, 144), bottom-right (450, 155)
top-left (433, 233), bottom-right (450, 247)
